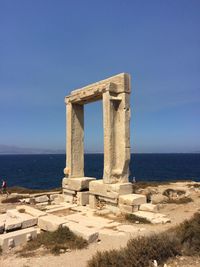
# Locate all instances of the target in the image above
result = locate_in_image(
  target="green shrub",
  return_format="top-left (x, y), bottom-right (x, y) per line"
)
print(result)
top-left (175, 213), bottom-right (200, 255)
top-left (17, 226), bottom-right (88, 256)
top-left (88, 234), bottom-right (180, 267)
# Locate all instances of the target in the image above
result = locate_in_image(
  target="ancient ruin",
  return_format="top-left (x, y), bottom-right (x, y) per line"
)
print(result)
top-left (62, 73), bottom-right (134, 210)
top-left (0, 73), bottom-right (172, 252)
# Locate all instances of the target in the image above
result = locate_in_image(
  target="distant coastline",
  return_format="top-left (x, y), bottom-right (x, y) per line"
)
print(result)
top-left (0, 144), bottom-right (199, 155)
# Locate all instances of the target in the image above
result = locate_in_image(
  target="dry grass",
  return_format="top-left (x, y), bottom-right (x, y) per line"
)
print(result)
top-left (174, 213), bottom-right (200, 255)
top-left (1, 196), bottom-right (23, 203)
top-left (187, 183), bottom-right (200, 189)
top-left (166, 197), bottom-right (193, 204)
top-left (124, 213), bottom-right (151, 224)
top-left (8, 186), bottom-right (61, 194)
top-left (88, 234), bottom-right (180, 267)
top-left (132, 181), bottom-right (171, 192)
top-left (87, 213), bottom-right (200, 267)
top-left (17, 226), bottom-right (88, 256)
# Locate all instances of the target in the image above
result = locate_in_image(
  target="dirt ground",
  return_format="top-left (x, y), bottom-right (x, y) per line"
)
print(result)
top-left (0, 182), bottom-right (200, 267)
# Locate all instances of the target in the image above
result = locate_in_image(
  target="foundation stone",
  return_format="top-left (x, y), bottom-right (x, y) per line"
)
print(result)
top-left (0, 227), bottom-right (37, 251)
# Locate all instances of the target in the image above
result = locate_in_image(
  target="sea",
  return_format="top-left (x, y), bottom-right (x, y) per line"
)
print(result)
top-left (0, 153), bottom-right (199, 190)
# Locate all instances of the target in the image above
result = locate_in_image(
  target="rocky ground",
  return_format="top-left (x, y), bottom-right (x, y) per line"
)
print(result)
top-left (0, 181), bottom-right (200, 267)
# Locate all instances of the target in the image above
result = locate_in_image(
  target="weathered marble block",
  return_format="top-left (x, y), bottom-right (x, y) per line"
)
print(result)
top-left (6, 209), bottom-right (37, 229)
top-left (66, 177), bottom-right (96, 191)
top-left (38, 214), bottom-right (67, 231)
top-left (0, 227), bottom-right (37, 251)
top-left (119, 194), bottom-right (146, 206)
top-left (89, 180), bottom-right (132, 199)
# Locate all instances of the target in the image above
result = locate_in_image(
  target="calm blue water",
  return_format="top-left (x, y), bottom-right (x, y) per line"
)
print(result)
top-left (0, 154), bottom-right (199, 189)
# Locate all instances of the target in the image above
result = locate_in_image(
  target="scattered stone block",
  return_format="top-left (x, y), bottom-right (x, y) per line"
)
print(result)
top-left (119, 194), bottom-right (146, 206)
top-left (5, 217), bottom-right (22, 232)
top-left (0, 227), bottom-right (37, 251)
top-left (139, 203), bottom-right (158, 213)
top-left (133, 211), bottom-right (171, 224)
top-left (119, 204), bottom-right (139, 213)
top-left (16, 205), bottom-right (46, 218)
top-left (7, 209), bottom-right (37, 229)
top-left (38, 214), bottom-right (67, 231)
top-left (67, 177), bottom-right (96, 191)
top-left (63, 222), bottom-right (98, 243)
top-left (77, 191), bottom-right (89, 206)
top-left (34, 195), bottom-right (49, 203)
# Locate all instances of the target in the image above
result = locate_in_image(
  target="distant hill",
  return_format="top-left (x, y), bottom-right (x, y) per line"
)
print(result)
top-left (0, 144), bottom-right (65, 154)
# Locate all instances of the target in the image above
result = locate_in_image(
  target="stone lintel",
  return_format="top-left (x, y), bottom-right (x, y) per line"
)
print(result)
top-left (65, 73), bottom-right (130, 105)
top-left (65, 177), bottom-right (96, 191)
top-left (89, 180), bottom-right (132, 199)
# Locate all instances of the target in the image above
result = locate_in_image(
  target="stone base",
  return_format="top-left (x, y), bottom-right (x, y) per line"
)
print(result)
top-left (62, 177), bottom-right (96, 191)
top-left (89, 180), bottom-right (133, 209)
top-left (89, 180), bottom-right (133, 198)
top-left (62, 177), bottom-right (96, 205)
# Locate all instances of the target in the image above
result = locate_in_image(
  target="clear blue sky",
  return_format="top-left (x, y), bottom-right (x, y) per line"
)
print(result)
top-left (0, 0), bottom-right (199, 153)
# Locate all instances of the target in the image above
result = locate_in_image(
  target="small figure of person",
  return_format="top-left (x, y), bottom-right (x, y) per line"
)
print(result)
top-left (1, 179), bottom-right (9, 197)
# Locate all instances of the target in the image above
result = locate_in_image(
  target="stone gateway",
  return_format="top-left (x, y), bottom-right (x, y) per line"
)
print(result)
top-left (62, 73), bottom-right (133, 208)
